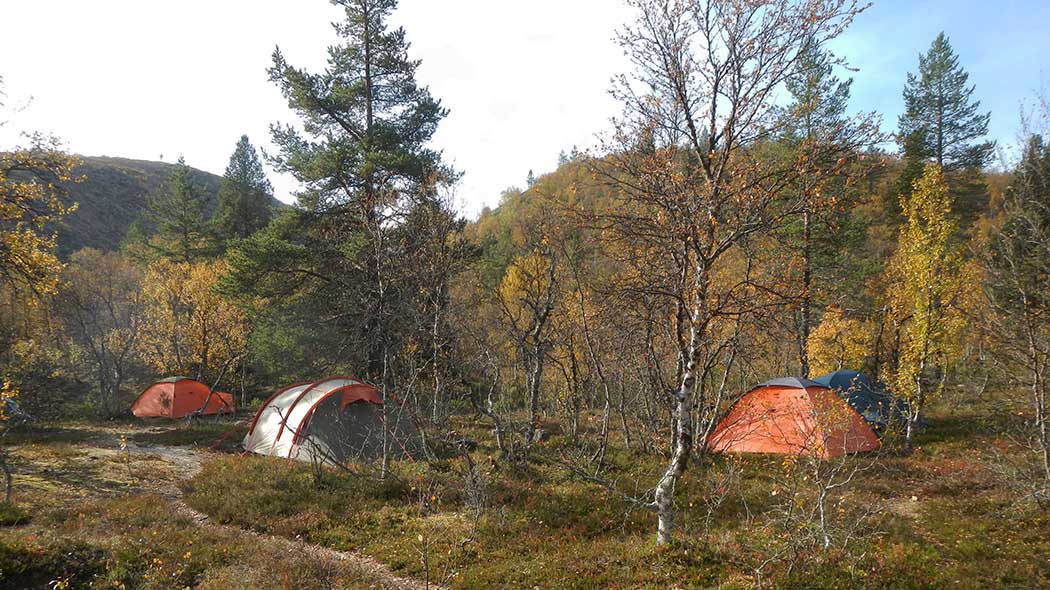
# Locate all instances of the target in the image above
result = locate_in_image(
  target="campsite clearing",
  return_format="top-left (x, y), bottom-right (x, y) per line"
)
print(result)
top-left (179, 409), bottom-right (1050, 590)
top-left (1, 406), bottom-right (1048, 589)
top-left (0, 420), bottom-right (433, 590)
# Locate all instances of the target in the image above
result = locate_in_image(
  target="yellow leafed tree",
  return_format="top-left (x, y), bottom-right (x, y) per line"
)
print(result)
top-left (1, 107), bottom-right (79, 457)
top-left (882, 163), bottom-right (968, 450)
top-left (497, 248), bottom-right (557, 455)
top-left (498, 250), bottom-right (556, 328)
top-left (806, 306), bottom-right (873, 376)
top-left (1, 82), bottom-right (80, 503)
top-left (139, 258), bottom-right (249, 385)
top-left (0, 141), bottom-right (79, 296)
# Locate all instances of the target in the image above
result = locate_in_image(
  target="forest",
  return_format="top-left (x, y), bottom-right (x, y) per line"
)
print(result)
top-left (1, 0), bottom-right (1048, 588)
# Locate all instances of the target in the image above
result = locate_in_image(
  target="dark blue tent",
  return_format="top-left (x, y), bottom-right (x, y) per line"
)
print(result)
top-left (812, 370), bottom-right (907, 431)
top-left (2, 398), bottom-right (30, 425)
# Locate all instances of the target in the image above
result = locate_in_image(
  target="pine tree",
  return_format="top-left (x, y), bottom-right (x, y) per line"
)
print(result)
top-left (268, 0), bottom-right (451, 218)
top-left (896, 33), bottom-right (994, 224)
top-left (781, 39), bottom-right (876, 377)
top-left (226, 0), bottom-right (459, 464)
top-left (899, 33), bottom-right (994, 171)
top-left (784, 41), bottom-right (852, 141)
top-left (212, 135), bottom-right (273, 242)
top-left (146, 157), bottom-right (212, 263)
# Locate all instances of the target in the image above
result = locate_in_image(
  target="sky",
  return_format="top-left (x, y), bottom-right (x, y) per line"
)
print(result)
top-left (1, 0), bottom-right (1048, 216)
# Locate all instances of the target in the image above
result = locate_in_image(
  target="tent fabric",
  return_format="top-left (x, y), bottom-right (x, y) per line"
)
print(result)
top-left (812, 370), bottom-right (908, 430)
top-left (131, 378), bottom-right (235, 419)
top-left (753, 377), bottom-right (826, 390)
top-left (157, 376), bottom-right (192, 383)
top-left (243, 375), bottom-right (421, 465)
top-left (706, 378), bottom-right (881, 458)
top-left (4, 398), bottom-right (30, 423)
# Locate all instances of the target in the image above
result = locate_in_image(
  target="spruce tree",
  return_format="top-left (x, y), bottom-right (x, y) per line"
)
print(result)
top-left (119, 218), bottom-right (151, 262)
top-left (212, 135), bottom-right (273, 242)
top-left (146, 157), bottom-right (212, 263)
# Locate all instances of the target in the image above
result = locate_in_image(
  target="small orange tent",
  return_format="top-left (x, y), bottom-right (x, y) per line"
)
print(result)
top-left (131, 377), bottom-right (235, 419)
top-left (706, 377), bottom-right (880, 458)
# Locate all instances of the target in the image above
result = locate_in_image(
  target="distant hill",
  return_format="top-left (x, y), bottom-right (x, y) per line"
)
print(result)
top-left (54, 156), bottom-right (283, 256)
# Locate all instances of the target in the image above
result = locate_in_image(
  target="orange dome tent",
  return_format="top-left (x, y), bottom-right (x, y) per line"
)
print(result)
top-left (132, 377), bottom-right (235, 419)
top-left (706, 377), bottom-right (880, 458)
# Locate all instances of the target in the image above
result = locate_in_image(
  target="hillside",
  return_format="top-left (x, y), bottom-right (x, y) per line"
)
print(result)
top-left (55, 156), bottom-right (283, 256)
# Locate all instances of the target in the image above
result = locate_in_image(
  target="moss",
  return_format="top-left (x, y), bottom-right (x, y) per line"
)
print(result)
top-left (6, 409), bottom-right (1050, 589)
top-left (131, 420), bottom-right (247, 450)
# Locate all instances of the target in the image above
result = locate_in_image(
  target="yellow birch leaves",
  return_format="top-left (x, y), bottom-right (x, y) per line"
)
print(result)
top-left (883, 163), bottom-right (968, 404)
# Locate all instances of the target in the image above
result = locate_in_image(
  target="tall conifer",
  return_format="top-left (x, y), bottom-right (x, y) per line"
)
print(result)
top-left (781, 39), bottom-right (878, 377)
top-left (899, 33), bottom-right (994, 171)
top-left (212, 135), bottom-right (273, 242)
top-left (146, 157), bottom-right (212, 262)
top-left (224, 1), bottom-right (460, 464)
top-left (896, 33), bottom-right (994, 223)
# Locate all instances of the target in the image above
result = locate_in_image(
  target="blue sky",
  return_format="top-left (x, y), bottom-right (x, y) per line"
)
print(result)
top-left (0, 1), bottom-right (1046, 214)
top-left (834, 0), bottom-right (1050, 163)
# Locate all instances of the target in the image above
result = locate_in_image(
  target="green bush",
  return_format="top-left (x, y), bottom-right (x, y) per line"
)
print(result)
top-left (0, 503), bottom-right (30, 527)
top-left (0, 538), bottom-right (105, 590)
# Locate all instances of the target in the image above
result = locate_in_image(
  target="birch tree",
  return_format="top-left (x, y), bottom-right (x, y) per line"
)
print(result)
top-left (883, 163), bottom-right (968, 452)
top-left (496, 246), bottom-right (557, 460)
top-left (0, 78), bottom-right (78, 502)
top-left (602, 0), bottom-right (867, 545)
top-left (139, 258), bottom-right (249, 386)
top-left (986, 132), bottom-right (1050, 505)
top-left (58, 249), bottom-right (144, 417)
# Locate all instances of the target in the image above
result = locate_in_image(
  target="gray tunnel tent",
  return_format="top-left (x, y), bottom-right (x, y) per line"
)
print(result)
top-left (812, 369), bottom-right (909, 431)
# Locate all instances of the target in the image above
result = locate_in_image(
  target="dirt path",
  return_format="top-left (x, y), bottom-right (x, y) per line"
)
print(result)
top-left (100, 434), bottom-right (437, 590)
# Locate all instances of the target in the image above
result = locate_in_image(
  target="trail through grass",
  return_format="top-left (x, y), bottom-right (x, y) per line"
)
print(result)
top-left (0, 420), bottom-right (434, 590)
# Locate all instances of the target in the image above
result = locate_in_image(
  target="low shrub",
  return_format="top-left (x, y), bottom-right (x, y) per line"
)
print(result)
top-left (0, 538), bottom-right (106, 590)
top-left (0, 503), bottom-right (30, 527)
